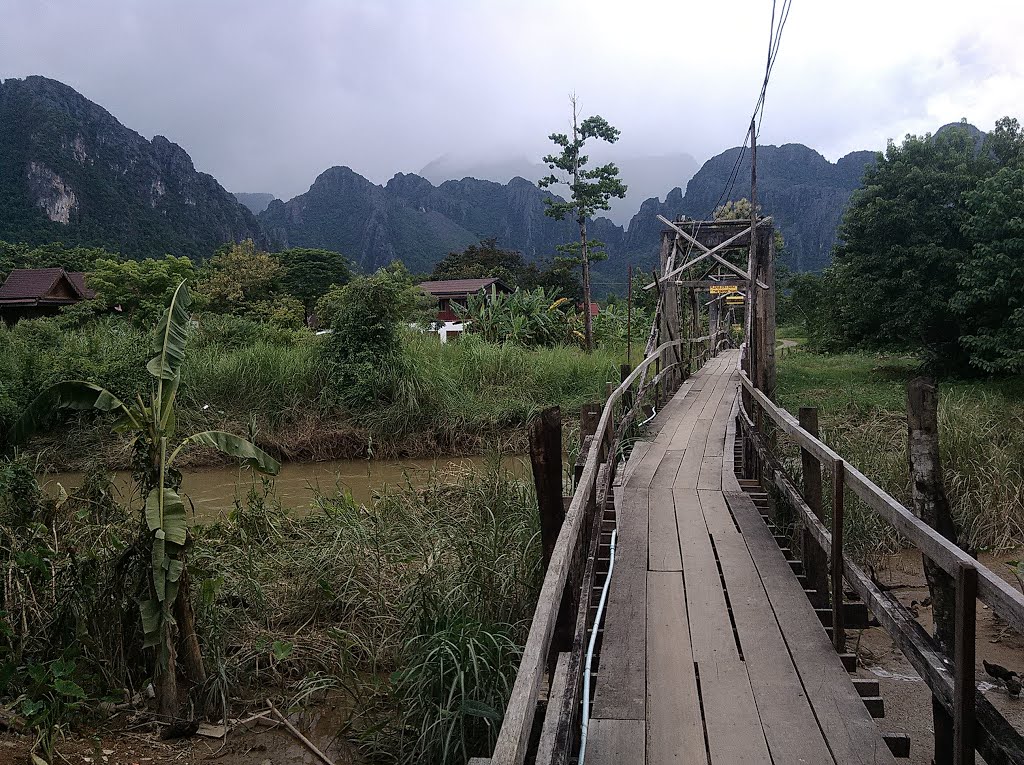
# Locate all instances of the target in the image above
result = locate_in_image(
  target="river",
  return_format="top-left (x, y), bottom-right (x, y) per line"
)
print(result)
top-left (44, 454), bottom-right (530, 522)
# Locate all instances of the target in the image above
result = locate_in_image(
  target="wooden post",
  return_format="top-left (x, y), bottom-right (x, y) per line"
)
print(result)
top-left (659, 232), bottom-right (681, 387)
top-left (529, 407), bottom-right (564, 570)
top-left (907, 377), bottom-right (958, 764)
top-left (757, 228), bottom-right (777, 400)
top-left (831, 458), bottom-right (846, 653)
top-left (800, 407), bottom-right (828, 608)
top-left (626, 263), bottom-right (633, 366)
top-left (954, 562), bottom-right (977, 765)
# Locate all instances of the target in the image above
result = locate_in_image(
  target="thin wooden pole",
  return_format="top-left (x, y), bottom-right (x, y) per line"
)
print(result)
top-left (954, 562), bottom-right (978, 765)
top-left (800, 407), bottom-right (828, 608)
top-left (626, 263), bottom-right (633, 366)
top-left (831, 458), bottom-right (846, 653)
top-left (529, 407), bottom-right (564, 571)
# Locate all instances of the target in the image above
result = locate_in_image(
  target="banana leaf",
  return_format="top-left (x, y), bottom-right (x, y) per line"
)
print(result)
top-left (171, 430), bottom-right (281, 475)
top-left (6, 380), bottom-right (130, 445)
top-left (145, 487), bottom-right (188, 546)
top-left (147, 281), bottom-right (192, 381)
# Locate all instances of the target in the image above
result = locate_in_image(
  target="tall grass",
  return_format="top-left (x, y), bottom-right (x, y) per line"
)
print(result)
top-left (776, 351), bottom-right (1024, 557)
top-left (5, 315), bottom-right (623, 467)
top-left (1, 457), bottom-right (541, 764)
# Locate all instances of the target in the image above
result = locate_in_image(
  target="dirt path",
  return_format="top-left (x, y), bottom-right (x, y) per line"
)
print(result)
top-left (854, 549), bottom-right (1024, 765)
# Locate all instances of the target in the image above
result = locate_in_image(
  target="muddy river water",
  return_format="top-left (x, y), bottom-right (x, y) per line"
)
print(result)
top-left (45, 454), bottom-right (530, 521)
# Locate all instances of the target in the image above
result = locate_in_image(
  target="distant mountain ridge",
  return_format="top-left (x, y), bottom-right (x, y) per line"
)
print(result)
top-left (258, 166), bottom-right (623, 274)
top-left (0, 76), bottom-right (264, 258)
top-left (623, 144), bottom-right (877, 272)
top-left (418, 152), bottom-right (700, 226)
top-left (0, 76), bottom-right (899, 287)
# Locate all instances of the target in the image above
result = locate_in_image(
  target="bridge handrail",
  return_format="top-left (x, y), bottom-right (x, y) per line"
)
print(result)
top-left (738, 370), bottom-right (1024, 634)
top-left (484, 338), bottom-right (689, 765)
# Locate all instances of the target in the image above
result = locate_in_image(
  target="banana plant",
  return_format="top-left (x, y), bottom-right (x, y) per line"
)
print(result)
top-left (8, 281), bottom-right (280, 717)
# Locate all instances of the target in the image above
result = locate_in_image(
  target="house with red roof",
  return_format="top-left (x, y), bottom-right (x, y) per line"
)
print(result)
top-left (0, 268), bottom-right (95, 323)
top-left (417, 277), bottom-right (512, 342)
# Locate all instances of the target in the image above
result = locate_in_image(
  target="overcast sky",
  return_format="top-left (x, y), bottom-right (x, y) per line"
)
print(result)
top-left (2, 0), bottom-right (1022, 201)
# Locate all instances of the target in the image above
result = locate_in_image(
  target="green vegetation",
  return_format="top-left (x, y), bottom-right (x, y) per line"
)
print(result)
top-left (0, 454), bottom-right (539, 764)
top-left (795, 117), bottom-right (1024, 375)
top-left (429, 238), bottom-right (583, 300)
top-left (10, 283), bottom-right (281, 719)
top-left (775, 350), bottom-right (1024, 559)
top-left (540, 97), bottom-right (627, 351)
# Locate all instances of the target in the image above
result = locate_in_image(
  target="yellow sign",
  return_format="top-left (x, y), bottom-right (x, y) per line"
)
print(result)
top-left (732, 324), bottom-right (742, 332)
top-left (725, 295), bottom-right (745, 304)
top-left (709, 284), bottom-right (739, 295)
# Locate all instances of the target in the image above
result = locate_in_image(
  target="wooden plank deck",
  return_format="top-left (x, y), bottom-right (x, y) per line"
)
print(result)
top-left (586, 350), bottom-right (897, 764)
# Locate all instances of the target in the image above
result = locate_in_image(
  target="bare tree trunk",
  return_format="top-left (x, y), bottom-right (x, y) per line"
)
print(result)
top-left (174, 568), bottom-right (207, 688)
top-left (907, 377), bottom-right (958, 765)
top-left (580, 217), bottom-right (593, 352)
top-left (157, 622), bottom-right (178, 720)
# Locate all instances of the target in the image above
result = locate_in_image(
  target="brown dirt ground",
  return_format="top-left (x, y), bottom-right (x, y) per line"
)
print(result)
top-left (0, 703), bottom-right (361, 765)
top-left (853, 549), bottom-right (1024, 765)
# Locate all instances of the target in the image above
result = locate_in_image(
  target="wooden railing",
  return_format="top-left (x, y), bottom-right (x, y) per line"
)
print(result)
top-left (736, 370), bottom-right (1024, 765)
top-left (472, 338), bottom-right (716, 765)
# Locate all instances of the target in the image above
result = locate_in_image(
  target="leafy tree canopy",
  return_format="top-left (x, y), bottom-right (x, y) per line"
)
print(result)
top-left (88, 255), bottom-right (196, 327)
top-left (0, 240), bottom-right (115, 280)
top-left (813, 117), bottom-right (1024, 375)
top-left (429, 238), bottom-right (583, 300)
top-left (277, 247), bottom-right (353, 318)
top-left (197, 239), bottom-right (304, 329)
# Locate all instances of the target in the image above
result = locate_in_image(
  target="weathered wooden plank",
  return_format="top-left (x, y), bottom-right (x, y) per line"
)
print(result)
top-left (696, 454), bottom-right (723, 490)
top-left (617, 441), bottom-right (652, 487)
top-left (491, 340), bottom-right (687, 765)
top-left (592, 488), bottom-right (647, 720)
top-left (738, 370), bottom-right (1024, 634)
top-left (723, 490), bottom-right (898, 764)
top-left (536, 652), bottom-right (570, 765)
top-left (698, 490), bottom-right (835, 764)
top-left (647, 488), bottom-right (681, 571)
top-left (651, 449), bottom-right (685, 488)
top-left (675, 420), bottom-right (712, 489)
top-left (623, 444), bottom-right (667, 490)
top-left (582, 719), bottom-right (645, 765)
top-left (673, 487), bottom-right (772, 763)
top-left (645, 571), bottom-right (708, 764)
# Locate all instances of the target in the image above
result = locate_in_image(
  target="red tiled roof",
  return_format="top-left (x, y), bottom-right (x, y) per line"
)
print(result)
top-left (418, 277), bottom-right (510, 297)
top-left (0, 268), bottom-right (88, 303)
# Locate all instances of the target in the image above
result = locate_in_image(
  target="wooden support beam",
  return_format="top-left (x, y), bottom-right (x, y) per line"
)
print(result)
top-left (954, 562), bottom-right (977, 765)
top-left (831, 458), bottom-right (846, 653)
top-left (799, 407), bottom-right (827, 607)
top-left (647, 214), bottom-right (772, 289)
top-left (529, 407), bottom-right (564, 571)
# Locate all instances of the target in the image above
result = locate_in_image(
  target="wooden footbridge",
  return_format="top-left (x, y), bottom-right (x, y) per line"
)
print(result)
top-left (472, 218), bottom-right (1024, 765)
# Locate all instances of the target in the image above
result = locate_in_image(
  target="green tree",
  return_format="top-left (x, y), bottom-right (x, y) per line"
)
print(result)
top-left (430, 239), bottom-right (527, 287)
top-left (540, 97), bottom-right (627, 351)
top-left (952, 162), bottom-right (1024, 373)
top-left (277, 247), bottom-right (353, 320)
top-left (316, 264), bottom-right (425, 409)
top-left (0, 241), bottom-right (113, 280)
top-left (8, 283), bottom-right (279, 719)
top-left (198, 239), bottom-right (304, 328)
top-left (88, 255), bottom-right (196, 326)
top-left (820, 124), bottom-right (987, 369)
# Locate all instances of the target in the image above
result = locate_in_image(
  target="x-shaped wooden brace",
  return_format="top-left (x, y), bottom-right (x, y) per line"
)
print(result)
top-left (644, 215), bottom-right (772, 290)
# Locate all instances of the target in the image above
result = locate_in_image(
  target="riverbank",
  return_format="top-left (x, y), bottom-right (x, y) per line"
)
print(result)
top-left (1, 457), bottom-right (540, 765)
top-left (4, 319), bottom-right (621, 470)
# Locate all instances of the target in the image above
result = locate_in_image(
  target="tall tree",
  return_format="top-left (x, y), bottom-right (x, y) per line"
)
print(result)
top-left (540, 97), bottom-right (626, 351)
top-left (819, 124), bottom-right (987, 369)
top-left (277, 247), bottom-right (353, 320)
